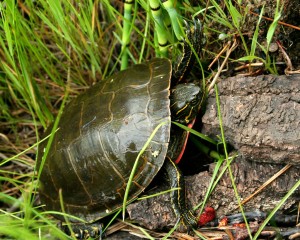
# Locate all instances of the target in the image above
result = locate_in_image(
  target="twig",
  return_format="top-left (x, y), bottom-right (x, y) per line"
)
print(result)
top-left (207, 39), bottom-right (238, 92)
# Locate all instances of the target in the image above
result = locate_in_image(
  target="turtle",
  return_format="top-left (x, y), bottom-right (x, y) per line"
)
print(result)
top-left (37, 20), bottom-right (204, 239)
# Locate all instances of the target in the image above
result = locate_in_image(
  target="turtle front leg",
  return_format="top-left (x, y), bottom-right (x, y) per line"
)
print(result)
top-left (163, 157), bottom-right (198, 229)
top-left (172, 19), bottom-right (203, 85)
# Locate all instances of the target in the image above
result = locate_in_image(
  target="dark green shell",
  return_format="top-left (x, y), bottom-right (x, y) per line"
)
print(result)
top-left (37, 58), bottom-right (172, 222)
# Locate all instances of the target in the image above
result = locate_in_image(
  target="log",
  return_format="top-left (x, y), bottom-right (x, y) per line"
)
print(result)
top-left (202, 74), bottom-right (300, 165)
top-left (126, 74), bottom-right (300, 232)
top-left (127, 160), bottom-right (300, 230)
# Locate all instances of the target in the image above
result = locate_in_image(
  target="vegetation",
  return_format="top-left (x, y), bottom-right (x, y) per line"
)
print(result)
top-left (1, 0), bottom-right (298, 239)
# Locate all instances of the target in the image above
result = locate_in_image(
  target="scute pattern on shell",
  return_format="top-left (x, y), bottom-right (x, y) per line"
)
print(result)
top-left (37, 58), bottom-right (173, 222)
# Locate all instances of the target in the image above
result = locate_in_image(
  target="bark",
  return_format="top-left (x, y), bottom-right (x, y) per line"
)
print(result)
top-left (202, 74), bottom-right (300, 165)
top-left (127, 160), bottom-right (300, 230)
top-left (126, 74), bottom-right (300, 231)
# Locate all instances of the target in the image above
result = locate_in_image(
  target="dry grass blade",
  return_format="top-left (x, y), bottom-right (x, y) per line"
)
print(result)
top-left (239, 164), bottom-right (292, 207)
top-left (207, 39), bottom-right (238, 92)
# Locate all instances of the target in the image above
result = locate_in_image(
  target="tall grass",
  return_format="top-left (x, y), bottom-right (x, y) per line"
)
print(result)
top-left (0, 0), bottom-right (177, 238)
top-left (0, 1), bottom-right (122, 238)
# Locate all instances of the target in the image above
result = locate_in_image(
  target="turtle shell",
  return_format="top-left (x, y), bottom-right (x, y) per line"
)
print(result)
top-left (37, 58), bottom-right (172, 222)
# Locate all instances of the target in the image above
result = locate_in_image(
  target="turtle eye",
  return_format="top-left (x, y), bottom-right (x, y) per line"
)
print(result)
top-left (190, 97), bottom-right (199, 107)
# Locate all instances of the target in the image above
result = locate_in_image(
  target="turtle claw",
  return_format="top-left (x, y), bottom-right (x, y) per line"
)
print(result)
top-left (172, 18), bottom-right (204, 84)
top-left (189, 18), bottom-right (203, 56)
top-left (59, 222), bottom-right (103, 240)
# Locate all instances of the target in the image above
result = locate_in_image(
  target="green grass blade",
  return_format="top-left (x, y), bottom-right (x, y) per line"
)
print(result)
top-left (122, 121), bottom-right (170, 220)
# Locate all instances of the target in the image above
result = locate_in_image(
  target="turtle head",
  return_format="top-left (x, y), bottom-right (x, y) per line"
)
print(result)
top-left (170, 83), bottom-right (202, 125)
